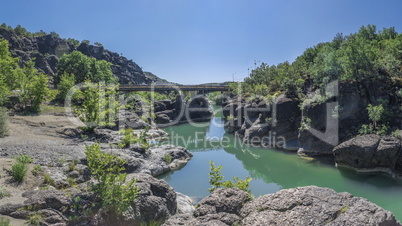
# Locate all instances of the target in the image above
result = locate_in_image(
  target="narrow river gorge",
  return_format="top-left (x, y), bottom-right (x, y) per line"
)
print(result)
top-left (158, 106), bottom-right (402, 221)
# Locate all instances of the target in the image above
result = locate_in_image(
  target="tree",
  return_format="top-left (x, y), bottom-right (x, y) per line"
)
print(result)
top-left (74, 81), bottom-right (119, 128)
top-left (0, 39), bottom-right (21, 91)
top-left (367, 104), bottom-right (384, 129)
top-left (57, 51), bottom-right (116, 85)
top-left (14, 25), bottom-right (28, 36)
top-left (56, 73), bottom-right (76, 102)
top-left (85, 143), bottom-right (138, 214)
top-left (0, 107), bottom-right (9, 138)
top-left (18, 61), bottom-right (50, 112)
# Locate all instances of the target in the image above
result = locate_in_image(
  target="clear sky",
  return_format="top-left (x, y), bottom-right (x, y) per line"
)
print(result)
top-left (1, 0), bottom-right (402, 84)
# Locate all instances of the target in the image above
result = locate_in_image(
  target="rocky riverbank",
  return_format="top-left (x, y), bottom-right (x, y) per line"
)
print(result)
top-left (165, 186), bottom-right (400, 225)
top-left (218, 79), bottom-right (402, 179)
top-left (0, 107), bottom-right (401, 225)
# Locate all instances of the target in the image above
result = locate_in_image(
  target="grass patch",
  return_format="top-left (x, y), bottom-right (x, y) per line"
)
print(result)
top-left (11, 162), bottom-right (28, 182)
top-left (0, 217), bottom-right (10, 226)
top-left (163, 154), bottom-right (172, 164)
top-left (43, 173), bottom-right (55, 186)
top-left (28, 212), bottom-right (43, 226)
top-left (0, 186), bottom-right (11, 199)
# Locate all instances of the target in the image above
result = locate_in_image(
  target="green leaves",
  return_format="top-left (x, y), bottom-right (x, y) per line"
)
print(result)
top-left (85, 143), bottom-right (139, 214)
top-left (367, 104), bottom-right (384, 129)
top-left (242, 25), bottom-right (402, 99)
top-left (74, 81), bottom-right (119, 128)
top-left (57, 51), bottom-right (116, 84)
top-left (208, 161), bottom-right (252, 193)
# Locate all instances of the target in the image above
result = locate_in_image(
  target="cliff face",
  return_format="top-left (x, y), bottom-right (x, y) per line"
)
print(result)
top-left (0, 28), bottom-right (167, 85)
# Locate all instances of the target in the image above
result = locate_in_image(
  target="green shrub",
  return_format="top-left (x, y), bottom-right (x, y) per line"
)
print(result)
top-left (0, 107), bottom-right (9, 138)
top-left (118, 128), bottom-right (150, 149)
top-left (367, 104), bottom-right (384, 129)
top-left (43, 173), bottom-right (55, 186)
top-left (15, 155), bottom-right (33, 164)
top-left (0, 186), bottom-right (10, 199)
top-left (28, 213), bottom-right (42, 226)
top-left (32, 165), bottom-right (41, 176)
top-left (359, 124), bottom-right (373, 135)
top-left (0, 217), bottom-right (10, 226)
top-left (163, 154), bottom-right (172, 164)
top-left (85, 143), bottom-right (139, 214)
top-left (208, 161), bottom-right (252, 194)
top-left (12, 162), bottom-right (28, 182)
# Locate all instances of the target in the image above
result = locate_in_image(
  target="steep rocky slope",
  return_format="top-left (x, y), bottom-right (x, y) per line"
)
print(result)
top-left (0, 28), bottom-right (167, 85)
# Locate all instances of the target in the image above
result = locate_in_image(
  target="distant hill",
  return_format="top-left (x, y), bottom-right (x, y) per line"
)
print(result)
top-left (0, 26), bottom-right (168, 85)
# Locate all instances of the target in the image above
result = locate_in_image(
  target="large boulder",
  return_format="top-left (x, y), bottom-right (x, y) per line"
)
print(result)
top-left (333, 135), bottom-right (402, 175)
top-left (92, 173), bottom-right (177, 225)
top-left (165, 186), bottom-right (400, 226)
top-left (164, 188), bottom-right (250, 226)
top-left (243, 117), bottom-right (269, 145)
top-left (240, 186), bottom-right (399, 226)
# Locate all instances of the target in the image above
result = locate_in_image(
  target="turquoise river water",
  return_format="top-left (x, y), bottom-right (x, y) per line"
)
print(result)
top-left (157, 111), bottom-right (402, 221)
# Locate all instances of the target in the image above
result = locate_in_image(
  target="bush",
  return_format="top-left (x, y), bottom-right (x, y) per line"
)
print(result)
top-left (56, 73), bottom-right (75, 102)
top-left (28, 213), bottom-right (42, 226)
top-left (118, 128), bottom-right (150, 149)
top-left (0, 107), bottom-right (9, 138)
top-left (0, 186), bottom-right (10, 199)
top-left (12, 162), bottom-right (28, 182)
top-left (15, 155), bottom-right (33, 164)
top-left (0, 217), bottom-right (10, 226)
top-left (85, 143), bottom-right (139, 214)
top-left (163, 154), bottom-right (172, 164)
top-left (208, 161), bottom-right (252, 193)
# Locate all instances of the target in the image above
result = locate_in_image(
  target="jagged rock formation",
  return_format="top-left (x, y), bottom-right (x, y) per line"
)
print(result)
top-left (0, 28), bottom-right (167, 85)
top-left (164, 186), bottom-right (401, 226)
top-left (333, 134), bottom-right (402, 177)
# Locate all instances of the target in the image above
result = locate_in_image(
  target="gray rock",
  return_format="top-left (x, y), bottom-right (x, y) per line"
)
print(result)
top-left (22, 190), bottom-right (71, 210)
top-left (176, 192), bottom-right (195, 215)
top-left (92, 173), bottom-right (177, 225)
top-left (155, 114), bottom-right (171, 124)
top-left (0, 28), bottom-right (167, 85)
top-left (333, 135), bottom-right (402, 174)
top-left (243, 117), bottom-right (269, 144)
top-left (240, 186), bottom-right (399, 226)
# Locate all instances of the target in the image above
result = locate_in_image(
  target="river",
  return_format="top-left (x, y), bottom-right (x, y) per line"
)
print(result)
top-left (157, 108), bottom-right (402, 221)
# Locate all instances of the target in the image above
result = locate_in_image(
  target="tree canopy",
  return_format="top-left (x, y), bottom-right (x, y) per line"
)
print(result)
top-left (57, 51), bottom-right (117, 85)
top-left (243, 25), bottom-right (402, 98)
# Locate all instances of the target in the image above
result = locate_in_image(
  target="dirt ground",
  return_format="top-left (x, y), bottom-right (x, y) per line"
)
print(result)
top-left (0, 158), bottom-right (44, 226)
top-left (0, 111), bottom-right (85, 225)
top-left (0, 113), bottom-right (86, 166)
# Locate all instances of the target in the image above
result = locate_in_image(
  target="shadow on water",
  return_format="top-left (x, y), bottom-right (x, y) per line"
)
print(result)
top-left (159, 112), bottom-right (402, 220)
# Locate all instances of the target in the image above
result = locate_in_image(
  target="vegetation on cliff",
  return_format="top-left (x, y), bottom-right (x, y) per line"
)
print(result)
top-left (233, 25), bottom-right (402, 137)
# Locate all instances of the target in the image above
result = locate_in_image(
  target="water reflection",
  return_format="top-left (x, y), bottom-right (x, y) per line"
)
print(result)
top-left (159, 113), bottom-right (402, 221)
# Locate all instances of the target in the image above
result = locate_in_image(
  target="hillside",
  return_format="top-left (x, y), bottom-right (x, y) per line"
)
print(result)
top-left (0, 27), bottom-right (167, 85)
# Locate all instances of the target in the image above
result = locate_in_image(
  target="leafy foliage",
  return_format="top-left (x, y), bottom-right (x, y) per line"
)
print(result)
top-left (0, 217), bottom-right (10, 226)
top-left (208, 161), bottom-right (252, 193)
top-left (367, 104), bottom-right (384, 129)
top-left (11, 162), bottom-right (28, 182)
top-left (242, 25), bottom-right (402, 99)
top-left (56, 73), bottom-right (76, 102)
top-left (57, 51), bottom-right (116, 84)
top-left (73, 81), bottom-right (119, 128)
top-left (0, 108), bottom-right (9, 138)
top-left (85, 143), bottom-right (139, 214)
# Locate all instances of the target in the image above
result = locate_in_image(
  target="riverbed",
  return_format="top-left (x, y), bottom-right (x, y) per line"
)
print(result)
top-left (158, 113), bottom-right (402, 221)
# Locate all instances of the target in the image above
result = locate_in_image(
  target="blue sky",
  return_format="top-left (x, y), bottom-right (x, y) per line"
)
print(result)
top-left (1, 0), bottom-right (402, 84)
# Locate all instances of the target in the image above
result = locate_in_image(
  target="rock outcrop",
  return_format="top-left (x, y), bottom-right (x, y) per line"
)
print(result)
top-left (0, 28), bottom-right (167, 85)
top-left (164, 186), bottom-right (401, 226)
top-left (152, 95), bottom-right (212, 127)
top-left (222, 95), bottom-right (300, 150)
top-left (333, 134), bottom-right (402, 177)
